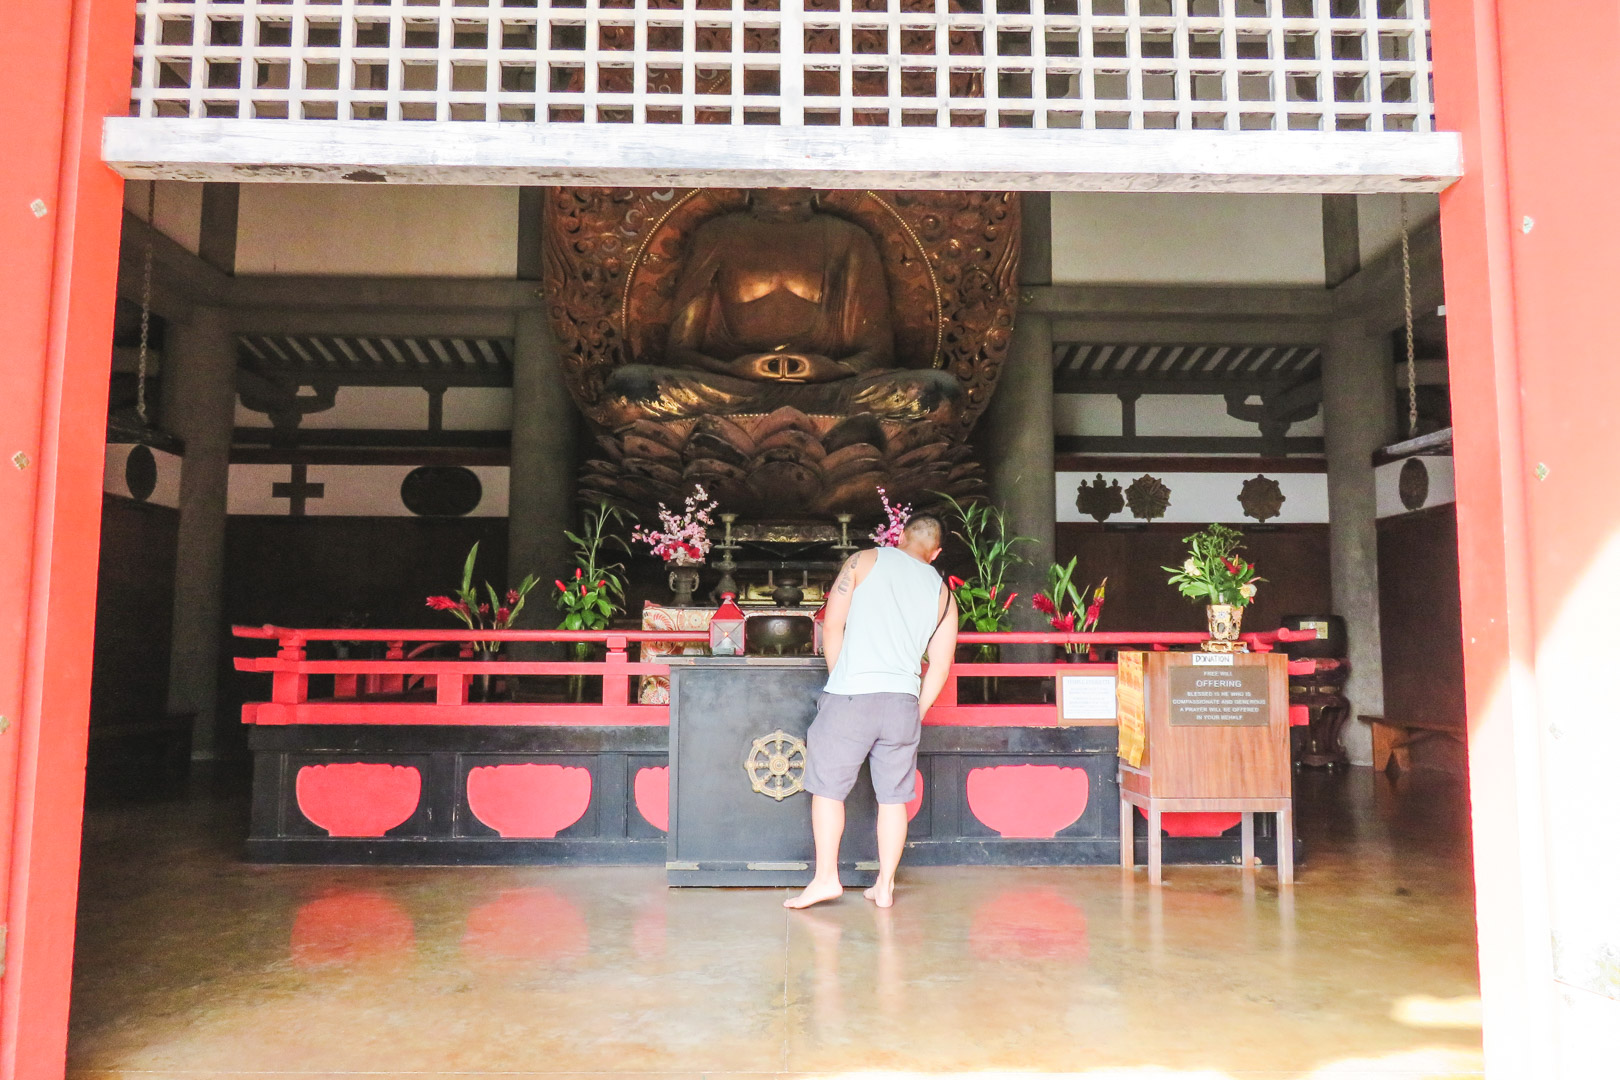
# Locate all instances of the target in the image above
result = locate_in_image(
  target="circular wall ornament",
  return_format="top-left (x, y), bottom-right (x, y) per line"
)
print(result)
top-left (1398, 457), bottom-right (1430, 511)
top-left (124, 444), bottom-right (157, 502)
top-left (1124, 474), bottom-right (1171, 521)
top-left (744, 730), bottom-right (807, 801)
top-left (1238, 474), bottom-right (1286, 522)
top-left (400, 466), bottom-right (482, 517)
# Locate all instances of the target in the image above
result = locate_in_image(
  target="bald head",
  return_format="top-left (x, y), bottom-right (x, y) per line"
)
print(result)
top-left (900, 513), bottom-right (944, 559)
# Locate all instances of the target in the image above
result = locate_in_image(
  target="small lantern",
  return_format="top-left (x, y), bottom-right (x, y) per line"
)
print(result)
top-left (710, 592), bottom-right (747, 656)
top-left (812, 602), bottom-right (827, 656)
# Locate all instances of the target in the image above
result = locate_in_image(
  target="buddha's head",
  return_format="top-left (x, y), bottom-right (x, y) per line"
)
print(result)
top-left (748, 187), bottom-right (817, 222)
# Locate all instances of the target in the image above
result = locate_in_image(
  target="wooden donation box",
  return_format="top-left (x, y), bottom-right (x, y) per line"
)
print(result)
top-left (664, 656), bottom-right (878, 887)
top-left (1116, 651), bottom-right (1294, 884)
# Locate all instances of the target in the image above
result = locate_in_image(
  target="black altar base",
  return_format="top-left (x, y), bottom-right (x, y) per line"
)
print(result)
top-left (245, 662), bottom-right (1288, 869)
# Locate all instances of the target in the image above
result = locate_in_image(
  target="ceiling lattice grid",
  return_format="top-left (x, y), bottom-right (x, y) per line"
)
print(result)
top-left (131, 0), bottom-right (1432, 132)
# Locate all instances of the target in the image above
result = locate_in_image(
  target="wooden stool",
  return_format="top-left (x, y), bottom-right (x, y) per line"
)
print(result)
top-left (1119, 783), bottom-right (1294, 885)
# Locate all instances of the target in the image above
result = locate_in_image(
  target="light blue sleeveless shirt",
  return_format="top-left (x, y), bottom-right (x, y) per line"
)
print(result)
top-left (824, 547), bottom-right (945, 697)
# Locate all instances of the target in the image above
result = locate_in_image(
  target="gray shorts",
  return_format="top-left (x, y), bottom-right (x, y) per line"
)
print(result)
top-left (803, 692), bottom-right (921, 804)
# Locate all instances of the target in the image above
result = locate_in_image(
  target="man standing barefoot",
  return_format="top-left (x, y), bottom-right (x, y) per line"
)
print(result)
top-left (784, 514), bottom-right (958, 910)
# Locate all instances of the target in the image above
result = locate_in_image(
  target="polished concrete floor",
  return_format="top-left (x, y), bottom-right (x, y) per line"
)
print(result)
top-left (68, 767), bottom-right (1483, 1080)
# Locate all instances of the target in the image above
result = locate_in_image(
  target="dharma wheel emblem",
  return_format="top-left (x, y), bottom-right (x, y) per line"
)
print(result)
top-left (745, 730), bottom-right (807, 801)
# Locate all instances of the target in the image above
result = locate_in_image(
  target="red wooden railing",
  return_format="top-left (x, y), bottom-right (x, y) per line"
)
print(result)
top-left (233, 624), bottom-right (1314, 728)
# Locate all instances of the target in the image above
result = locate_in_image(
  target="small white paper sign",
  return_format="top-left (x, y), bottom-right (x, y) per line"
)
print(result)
top-left (1191, 653), bottom-right (1235, 666)
top-left (1060, 675), bottom-right (1118, 721)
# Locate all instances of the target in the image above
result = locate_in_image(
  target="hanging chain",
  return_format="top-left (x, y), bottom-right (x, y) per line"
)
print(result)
top-left (1400, 194), bottom-right (1418, 439)
top-left (136, 181), bottom-right (156, 426)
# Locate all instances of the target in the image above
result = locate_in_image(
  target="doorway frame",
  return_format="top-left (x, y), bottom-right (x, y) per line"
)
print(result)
top-left (0, 1), bottom-right (1560, 1076)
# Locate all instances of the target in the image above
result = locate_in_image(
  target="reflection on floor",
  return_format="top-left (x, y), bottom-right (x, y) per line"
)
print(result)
top-left (68, 767), bottom-right (1482, 1079)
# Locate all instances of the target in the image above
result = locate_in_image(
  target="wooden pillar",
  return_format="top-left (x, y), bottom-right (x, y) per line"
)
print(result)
top-left (162, 306), bottom-right (238, 759)
top-left (982, 310), bottom-right (1056, 635)
top-left (507, 308), bottom-right (577, 627)
top-left (0, 0), bottom-right (138, 1074)
top-left (1321, 318), bottom-right (1395, 765)
top-left (979, 194), bottom-right (1055, 642)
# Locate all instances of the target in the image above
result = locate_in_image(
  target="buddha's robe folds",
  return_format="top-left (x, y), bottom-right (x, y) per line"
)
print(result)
top-left (603, 207), bottom-right (962, 426)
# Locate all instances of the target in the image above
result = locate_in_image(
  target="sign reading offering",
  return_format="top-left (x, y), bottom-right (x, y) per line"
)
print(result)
top-left (1168, 665), bottom-right (1269, 727)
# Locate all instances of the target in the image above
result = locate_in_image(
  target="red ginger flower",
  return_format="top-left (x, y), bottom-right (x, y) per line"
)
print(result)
top-left (426, 595), bottom-right (459, 611)
top-left (495, 606), bottom-right (511, 624)
top-left (1032, 592), bottom-right (1056, 616)
top-left (1052, 612), bottom-right (1076, 633)
top-left (506, 589), bottom-right (521, 605)
top-left (478, 603), bottom-right (490, 615)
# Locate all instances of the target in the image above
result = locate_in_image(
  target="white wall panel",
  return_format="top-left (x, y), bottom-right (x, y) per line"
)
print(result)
top-left (228, 463), bottom-right (509, 517)
top-left (1057, 469), bottom-right (1327, 525)
top-left (1050, 192), bottom-right (1324, 285)
top-left (235, 184), bottom-right (518, 277)
top-left (1375, 454), bottom-right (1454, 519)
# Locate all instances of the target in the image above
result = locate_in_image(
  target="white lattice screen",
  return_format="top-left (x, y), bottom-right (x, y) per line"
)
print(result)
top-left (130, 0), bottom-right (1431, 133)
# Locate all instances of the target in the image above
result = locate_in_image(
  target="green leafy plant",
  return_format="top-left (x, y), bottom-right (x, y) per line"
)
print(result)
top-left (425, 542), bottom-right (540, 652)
top-left (554, 501), bottom-right (633, 639)
top-left (1162, 523), bottom-right (1264, 607)
top-left (939, 493), bottom-right (1035, 634)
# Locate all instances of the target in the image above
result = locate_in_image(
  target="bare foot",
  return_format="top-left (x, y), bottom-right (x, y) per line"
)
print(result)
top-left (785, 878), bottom-right (844, 909)
top-left (863, 881), bottom-right (895, 908)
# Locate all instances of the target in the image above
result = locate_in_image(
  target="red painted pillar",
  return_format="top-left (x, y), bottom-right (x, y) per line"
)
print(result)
top-left (1432, 1), bottom-right (1620, 1074)
top-left (0, 0), bottom-right (135, 1075)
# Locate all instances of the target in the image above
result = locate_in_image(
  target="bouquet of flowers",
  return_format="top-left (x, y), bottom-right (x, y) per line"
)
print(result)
top-left (1163, 523), bottom-right (1263, 606)
top-left (425, 541), bottom-right (540, 652)
top-left (555, 501), bottom-right (631, 637)
top-left (632, 485), bottom-right (718, 565)
top-left (1032, 558), bottom-right (1106, 652)
top-left (940, 493), bottom-right (1033, 635)
top-left (870, 486), bottom-right (912, 547)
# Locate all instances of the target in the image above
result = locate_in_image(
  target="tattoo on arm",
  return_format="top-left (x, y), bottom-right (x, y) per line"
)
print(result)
top-left (833, 557), bottom-right (856, 596)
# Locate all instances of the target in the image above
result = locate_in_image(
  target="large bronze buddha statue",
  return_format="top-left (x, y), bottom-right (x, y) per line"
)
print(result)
top-left (543, 186), bottom-right (1019, 517)
top-left (601, 188), bottom-right (961, 427)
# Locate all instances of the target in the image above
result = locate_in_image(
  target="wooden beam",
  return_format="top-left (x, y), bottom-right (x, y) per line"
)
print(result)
top-left (1054, 375), bottom-right (1303, 396)
top-left (1331, 216), bottom-right (1445, 329)
top-left (1029, 284), bottom-right (1333, 319)
top-left (230, 310), bottom-right (518, 339)
top-left (1322, 193), bottom-right (1362, 288)
top-left (1055, 435), bottom-right (1326, 455)
top-left (230, 275), bottom-right (539, 312)
top-left (117, 209), bottom-right (231, 315)
top-left (1050, 318), bottom-right (1330, 346)
top-left (103, 119), bottom-right (1463, 194)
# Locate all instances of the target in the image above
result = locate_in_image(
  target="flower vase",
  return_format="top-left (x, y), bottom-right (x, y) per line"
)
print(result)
top-left (667, 561), bottom-right (703, 607)
top-left (566, 639), bottom-right (600, 703)
top-left (1206, 603), bottom-right (1244, 643)
top-left (472, 647), bottom-right (499, 702)
top-left (955, 642), bottom-right (1001, 704)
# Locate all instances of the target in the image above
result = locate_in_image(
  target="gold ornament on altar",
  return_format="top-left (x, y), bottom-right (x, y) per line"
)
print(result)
top-left (543, 187), bottom-right (1021, 518)
top-left (744, 730), bottom-right (808, 801)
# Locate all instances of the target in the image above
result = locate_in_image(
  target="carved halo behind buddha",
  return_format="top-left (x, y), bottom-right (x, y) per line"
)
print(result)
top-left (542, 186), bottom-right (1020, 519)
